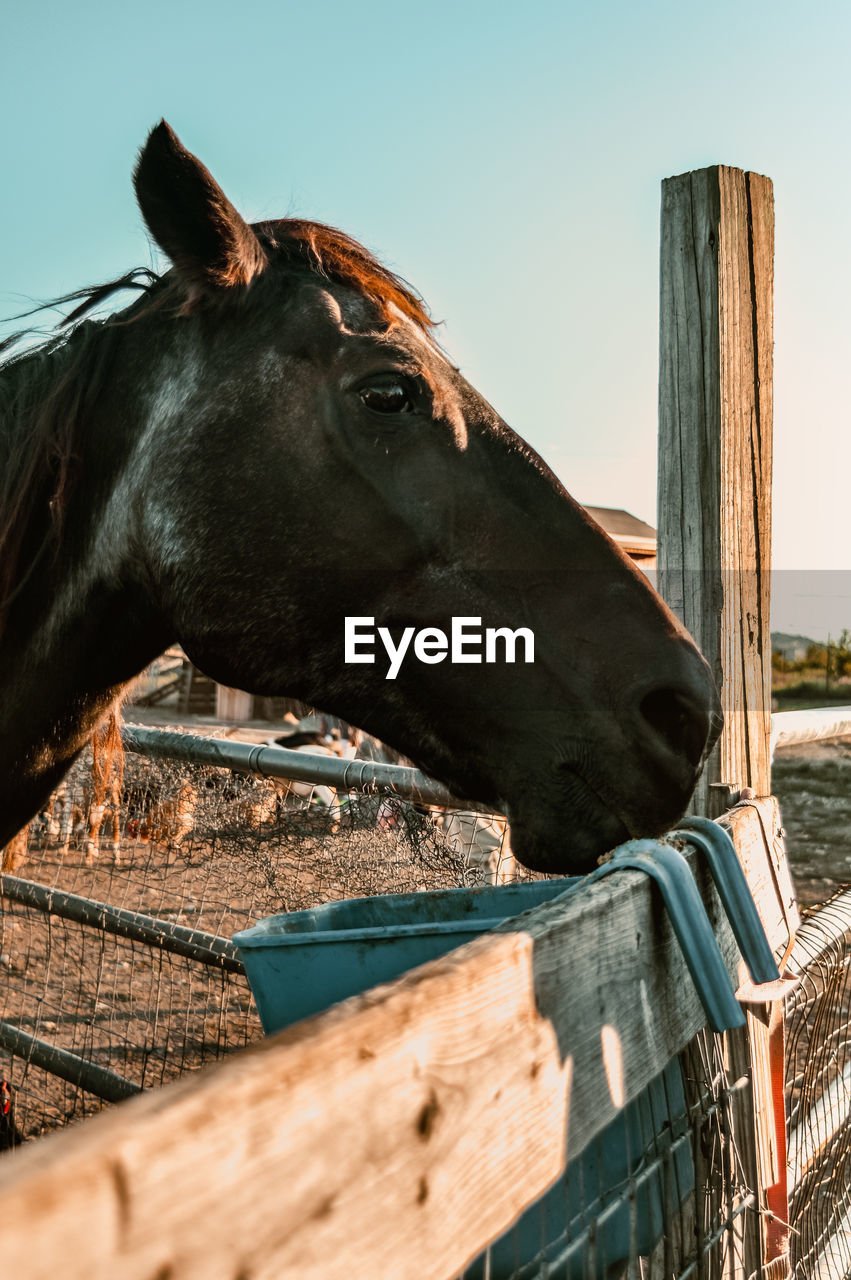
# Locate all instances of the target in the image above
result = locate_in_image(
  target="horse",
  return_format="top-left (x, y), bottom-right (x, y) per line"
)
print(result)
top-left (0, 121), bottom-right (721, 875)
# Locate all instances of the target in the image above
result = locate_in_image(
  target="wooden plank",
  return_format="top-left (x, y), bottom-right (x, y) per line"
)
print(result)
top-left (215, 684), bottom-right (253, 721)
top-left (788, 1060), bottom-right (851, 1192)
top-left (0, 833), bottom-right (752, 1280)
top-left (2, 933), bottom-right (566, 1280)
top-left (658, 165), bottom-right (774, 813)
top-left (771, 705), bottom-right (851, 756)
top-left (497, 852), bottom-right (741, 1155)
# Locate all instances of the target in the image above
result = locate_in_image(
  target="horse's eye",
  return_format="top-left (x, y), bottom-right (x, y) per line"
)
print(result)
top-left (359, 382), bottom-right (414, 414)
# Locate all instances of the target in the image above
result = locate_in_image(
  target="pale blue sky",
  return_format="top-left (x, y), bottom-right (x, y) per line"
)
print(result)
top-left (3, 1), bottom-right (849, 635)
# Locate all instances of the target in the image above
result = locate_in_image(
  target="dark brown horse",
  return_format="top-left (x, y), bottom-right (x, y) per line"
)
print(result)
top-left (0, 122), bottom-right (720, 873)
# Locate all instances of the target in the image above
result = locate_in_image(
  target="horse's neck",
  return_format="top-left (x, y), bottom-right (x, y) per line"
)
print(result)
top-left (1, 316), bottom-right (179, 845)
top-left (0, 572), bottom-right (171, 848)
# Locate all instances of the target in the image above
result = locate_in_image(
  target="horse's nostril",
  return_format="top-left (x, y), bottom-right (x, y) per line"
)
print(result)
top-left (639, 688), bottom-right (709, 770)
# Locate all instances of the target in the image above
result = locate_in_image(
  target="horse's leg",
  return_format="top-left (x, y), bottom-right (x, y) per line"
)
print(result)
top-left (36, 791), bottom-right (57, 848)
top-left (47, 791), bottom-right (61, 847)
top-left (259, 779), bottom-right (278, 823)
top-left (171, 782), bottom-right (197, 848)
top-left (312, 784), bottom-right (340, 828)
top-left (85, 801), bottom-right (105, 866)
top-left (70, 804), bottom-right (86, 849)
top-left (109, 809), bottom-right (122, 854)
top-left (107, 778), bottom-right (123, 865)
top-left (52, 783), bottom-right (75, 852)
top-left (148, 800), bottom-right (170, 860)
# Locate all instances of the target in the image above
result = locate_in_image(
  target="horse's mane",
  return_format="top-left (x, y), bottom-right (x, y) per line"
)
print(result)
top-left (0, 294), bottom-right (148, 620)
top-left (0, 220), bottom-right (435, 621)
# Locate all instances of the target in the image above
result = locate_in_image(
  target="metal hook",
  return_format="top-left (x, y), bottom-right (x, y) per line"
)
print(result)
top-left (586, 840), bottom-right (745, 1033)
top-left (669, 817), bottom-right (797, 1003)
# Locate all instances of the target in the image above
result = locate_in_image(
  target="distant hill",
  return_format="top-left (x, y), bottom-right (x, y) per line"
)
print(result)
top-left (772, 632), bottom-right (816, 661)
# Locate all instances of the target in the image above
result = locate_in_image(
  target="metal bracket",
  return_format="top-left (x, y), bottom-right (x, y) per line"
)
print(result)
top-left (586, 839), bottom-right (745, 1033)
top-left (669, 817), bottom-right (798, 1003)
top-left (669, 817), bottom-right (779, 982)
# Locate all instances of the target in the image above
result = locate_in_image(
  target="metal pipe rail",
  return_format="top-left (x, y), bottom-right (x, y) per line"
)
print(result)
top-left (121, 723), bottom-right (490, 811)
top-left (0, 875), bottom-right (243, 972)
top-left (0, 1021), bottom-right (141, 1103)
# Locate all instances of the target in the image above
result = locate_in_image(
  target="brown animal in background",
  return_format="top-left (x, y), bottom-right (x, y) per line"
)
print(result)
top-left (23, 773), bottom-right (122, 867)
top-left (129, 778), bottom-right (197, 848)
top-left (79, 775), bottom-right (123, 865)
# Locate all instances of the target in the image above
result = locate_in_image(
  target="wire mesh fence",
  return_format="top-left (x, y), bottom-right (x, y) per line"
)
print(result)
top-left (453, 1028), bottom-right (761, 1280)
top-left (786, 888), bottom-right (851, 1280)
top-left (0, 724), bottom-right (521, 1145)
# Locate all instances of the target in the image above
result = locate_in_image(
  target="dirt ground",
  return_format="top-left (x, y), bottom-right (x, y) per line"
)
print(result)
top-left (771, 738), bottom-right (851, 908)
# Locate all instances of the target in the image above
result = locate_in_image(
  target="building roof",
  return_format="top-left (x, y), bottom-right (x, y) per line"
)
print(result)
top-left (583, 506), bottom-right (657, 541)
top-left (583, 506), bottom-right (657, 558)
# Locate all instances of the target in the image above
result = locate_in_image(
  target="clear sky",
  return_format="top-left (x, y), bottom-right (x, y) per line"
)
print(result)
top-left (3, 1), bottom-right (848, 637)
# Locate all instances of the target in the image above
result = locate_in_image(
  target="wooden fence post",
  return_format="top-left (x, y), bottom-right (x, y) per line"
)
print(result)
top-left (658, 167), bottom-right (790, 1278)
top-left (657, 165), bottom-right (774, 818)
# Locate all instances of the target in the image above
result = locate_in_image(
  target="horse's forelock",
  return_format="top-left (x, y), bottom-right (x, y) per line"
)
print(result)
top-left (255, 219), bottom-right (437, 336)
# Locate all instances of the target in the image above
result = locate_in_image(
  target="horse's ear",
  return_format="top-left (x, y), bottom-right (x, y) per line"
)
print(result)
top-left (133, 121), bottom-right (267, 299)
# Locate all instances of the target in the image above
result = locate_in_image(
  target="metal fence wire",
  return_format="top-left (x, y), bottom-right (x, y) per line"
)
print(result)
top-left (457, 1028), bottom-right (761, 1280)
top-left (0, 725), bottom-right (521, 1144)
top-left (785, 888), bottom-right (851, 1280)
top-left (0, 725), bottom-right (774, 1276)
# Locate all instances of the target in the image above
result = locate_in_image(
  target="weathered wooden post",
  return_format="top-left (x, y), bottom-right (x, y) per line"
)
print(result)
top-left (657, 165), bottom-right (774, 818)
top-left (658, 167), bottom-right (793, 1276)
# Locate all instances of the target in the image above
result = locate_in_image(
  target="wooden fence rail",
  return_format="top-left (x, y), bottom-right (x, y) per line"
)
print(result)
top-left (771, 704), bottom-right (851, 756)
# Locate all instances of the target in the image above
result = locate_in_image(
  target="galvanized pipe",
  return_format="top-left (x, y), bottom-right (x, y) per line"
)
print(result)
top-left (0, 1020), bottom-right (142, 1103)
top-left (0, 875), bottom-right (243, 973)
top-left (121, 724), bottom-right (489, 811)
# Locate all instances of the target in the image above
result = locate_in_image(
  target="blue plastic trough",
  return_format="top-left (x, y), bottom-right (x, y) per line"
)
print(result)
top-left (233, 878), bottom-right (577, 1033)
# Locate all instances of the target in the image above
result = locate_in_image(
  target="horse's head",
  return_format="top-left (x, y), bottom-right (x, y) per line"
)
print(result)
top-left (131, 122), bottom-right (721, 874)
